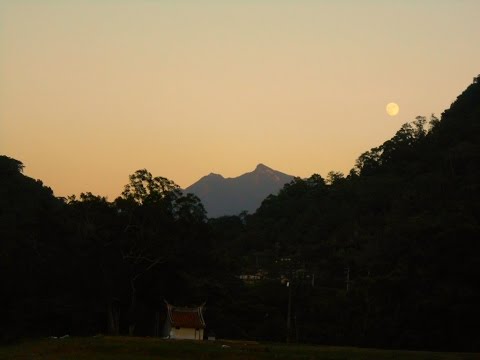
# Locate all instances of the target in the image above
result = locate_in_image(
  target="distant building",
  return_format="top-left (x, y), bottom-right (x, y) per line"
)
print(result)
top-left (238, 269), bottom-right (268, 283)
top-left (163, 302), bottom-right (206, 340)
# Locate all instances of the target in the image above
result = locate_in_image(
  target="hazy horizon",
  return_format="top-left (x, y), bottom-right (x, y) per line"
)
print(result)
top-left (1, 1), bottom-right (479, 199)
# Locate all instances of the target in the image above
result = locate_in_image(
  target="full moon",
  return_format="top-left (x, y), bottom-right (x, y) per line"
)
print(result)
top-left (386, 102), bottom-right (400, 116)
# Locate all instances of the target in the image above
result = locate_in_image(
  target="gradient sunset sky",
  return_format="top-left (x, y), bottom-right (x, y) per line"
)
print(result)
top-left (1, 1), bottom-right (479, 199)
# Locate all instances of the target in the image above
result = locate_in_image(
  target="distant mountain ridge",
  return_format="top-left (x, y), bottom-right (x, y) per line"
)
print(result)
top-left (185, 164), bottom-right (294, 217)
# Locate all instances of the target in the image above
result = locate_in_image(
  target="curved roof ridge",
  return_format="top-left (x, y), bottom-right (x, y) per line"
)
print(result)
top-left (165, 301), bottom-right (206, 329)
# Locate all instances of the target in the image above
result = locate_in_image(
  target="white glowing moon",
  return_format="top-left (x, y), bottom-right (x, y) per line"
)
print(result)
top-left (386, 102), bottom-right (399, 116)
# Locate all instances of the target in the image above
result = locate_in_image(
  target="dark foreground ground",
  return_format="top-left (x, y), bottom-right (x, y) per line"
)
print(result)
top-left (0, 336), bottom-right (477, 360)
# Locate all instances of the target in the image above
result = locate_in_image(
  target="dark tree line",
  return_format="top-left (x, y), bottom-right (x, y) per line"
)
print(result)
top-left (0, 164), bottom-right (242, 341)
top-left (210, 76), bottom-right (480, 351)
top-left (1, 76), bottom-right (479, 351)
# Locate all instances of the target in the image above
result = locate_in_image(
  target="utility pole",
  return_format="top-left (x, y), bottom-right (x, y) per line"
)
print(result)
top-left (345, 266), bottom-right (350, 293)
top-left (286, 281), bottom-right (292, 343)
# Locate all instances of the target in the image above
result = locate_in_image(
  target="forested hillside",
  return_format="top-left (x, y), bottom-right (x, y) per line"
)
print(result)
top-left (0, 164), bottom-right (240, 341)
top-left (211, 76), bottom-right (480, 351)
top-left (0, 76), bottom-right (478, 351)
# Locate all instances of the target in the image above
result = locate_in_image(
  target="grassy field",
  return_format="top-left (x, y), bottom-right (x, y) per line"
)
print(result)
top-left (0, 336), bottom-right (477, 360)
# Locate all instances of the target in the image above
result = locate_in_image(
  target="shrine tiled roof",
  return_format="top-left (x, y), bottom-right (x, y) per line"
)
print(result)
top-left (166, 303), bottom-right (206, 329)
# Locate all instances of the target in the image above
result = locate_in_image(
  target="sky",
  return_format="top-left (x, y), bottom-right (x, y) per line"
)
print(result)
top-left (1, 0), bottom-right (479, 199)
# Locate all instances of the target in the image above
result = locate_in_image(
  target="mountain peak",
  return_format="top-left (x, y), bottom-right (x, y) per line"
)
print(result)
top-left (255, 163), bottom-right (272, 172)
top-left (185, 164), bottom-right (294, 217)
